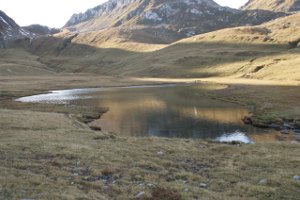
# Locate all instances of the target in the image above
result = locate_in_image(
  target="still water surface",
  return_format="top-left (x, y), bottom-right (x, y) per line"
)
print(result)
top-left (17, 84), bottom-right (259, 142)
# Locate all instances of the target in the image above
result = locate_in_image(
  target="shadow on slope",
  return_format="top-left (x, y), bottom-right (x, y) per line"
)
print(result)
top-left (4, 35), bottom-right (299, 79)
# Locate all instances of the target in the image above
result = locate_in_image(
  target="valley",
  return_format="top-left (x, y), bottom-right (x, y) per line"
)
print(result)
top-left (1, 0), bottom-right (300, 199)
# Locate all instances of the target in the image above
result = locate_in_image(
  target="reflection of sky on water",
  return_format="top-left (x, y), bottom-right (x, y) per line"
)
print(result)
top-left (216, 131), bottom-right (254, 144)
top-left (16, 84), bottom-right (259, 139)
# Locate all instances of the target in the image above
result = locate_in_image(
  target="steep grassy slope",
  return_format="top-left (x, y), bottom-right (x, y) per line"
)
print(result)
top-left (242, 0), bottom-right (300, 12)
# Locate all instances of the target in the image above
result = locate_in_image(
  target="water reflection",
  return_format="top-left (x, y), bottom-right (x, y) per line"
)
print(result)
top-left (16, 84), bottom-right (259, 139)
top-left (216, 131), bottom-right (254, 144)
top-left (77, 85), bottom-right (256, 138)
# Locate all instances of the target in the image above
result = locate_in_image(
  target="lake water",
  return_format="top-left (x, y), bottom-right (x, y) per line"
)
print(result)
top-left (17, 84), bottom-right (259, 143)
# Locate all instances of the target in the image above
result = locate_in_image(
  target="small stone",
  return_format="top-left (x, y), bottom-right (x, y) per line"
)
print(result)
top-left (291, 141), bottom-right (299, 144)
top-left (184, 188), bottom-right (189, 192)
top-left (147, 183), bottom-right (153, 187)
top-left (259, 179), bottom-right (267, 184)
top-left (283, 123), bottom-right (293, 129)
top-left (293, 175), bottom-right (300, 181)
top-left (135, 191), bottom-right (145, 198)
top-left (157, 151), bottom-right (164, 155)
top-left (199, 183), bottom-right (208, 188)
top-left (281, 130), bottom-right (290, 135)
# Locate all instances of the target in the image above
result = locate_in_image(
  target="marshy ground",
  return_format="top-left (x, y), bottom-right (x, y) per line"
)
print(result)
top-left (0, 75), bottom-right (300, 199)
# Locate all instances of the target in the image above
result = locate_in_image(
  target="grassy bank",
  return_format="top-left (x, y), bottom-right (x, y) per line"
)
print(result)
top-left (0, 108), bottom-right (300, 200)
top-left (0, 75), bottom-right (300, 199)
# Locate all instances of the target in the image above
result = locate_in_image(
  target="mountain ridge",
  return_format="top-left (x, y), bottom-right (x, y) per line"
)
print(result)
top-left (63, 0), bottom-right (286, 44)
top-left (0, 10), bottom-right (32, 47)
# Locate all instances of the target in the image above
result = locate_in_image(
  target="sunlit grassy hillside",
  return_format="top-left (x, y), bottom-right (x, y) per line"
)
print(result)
top-left (1, 13), bottom-right (300, 81)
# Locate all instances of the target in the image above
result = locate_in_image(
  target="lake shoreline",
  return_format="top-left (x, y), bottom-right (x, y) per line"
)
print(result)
top-left (1, 75), bottom-right (300, 199)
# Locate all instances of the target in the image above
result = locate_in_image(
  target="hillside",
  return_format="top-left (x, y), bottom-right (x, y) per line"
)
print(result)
top-left (16, 13), bottom-right (296, 81)
top-left (1, 3), bottom-right (300, 81)
top-left (242, 0), bottom-right (300, 12)
top-left (64, 0), bottom-right (286, 44)
top-left (22, 24), bottom-right (61, 36)
top-left (0, 10), bottom-right (32, 47)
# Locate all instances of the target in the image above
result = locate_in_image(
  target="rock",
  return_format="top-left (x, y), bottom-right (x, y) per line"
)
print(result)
top-left (281, 130), bottom-right (290, 135)
top-left (184, 188), bottom-right (189, 192)
top-left (135, 191), bottom-right (145, 198)
top-left (157, 151), bottom-right (164, 155)
top-left (291, 141), bottom-right (299, 144)
top-left (259, 179), bottom-right (267, 184)
top-left (269, 124), bottom-right (282, 130)
top-left (283, 123), bottom-right (293, 130)
top-left (199, 183), bottom-right (208, 188)
top-left (242, 117), bottom-right (252, 125)
top-left (295, 120), bottom-right (300, 129)
top-left (293, 175), bottom-right (300, 181)
top-left (147, 183), bottom-right (154, 187)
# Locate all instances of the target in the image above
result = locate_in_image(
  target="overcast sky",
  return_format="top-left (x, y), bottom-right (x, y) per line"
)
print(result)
top-left (0, 0), bottom-right (248, 28)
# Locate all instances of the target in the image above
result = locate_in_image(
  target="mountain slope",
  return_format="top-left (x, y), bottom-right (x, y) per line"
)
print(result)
top-left (22, 24), bottom-right (61, 36)
top-left (0, 10), bottom-right (32, 47)
top-left (64, 0), bottom-right (286, 44)
top-left (242, 0), bottom-right (300, 12)
top-left (27, 13), bottom-right (300, 81)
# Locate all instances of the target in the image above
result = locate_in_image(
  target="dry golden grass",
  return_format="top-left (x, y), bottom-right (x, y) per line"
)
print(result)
top-left (0, 75), bottom-right (300, 199)
top-left (0, 107), bottom-right (300, 200)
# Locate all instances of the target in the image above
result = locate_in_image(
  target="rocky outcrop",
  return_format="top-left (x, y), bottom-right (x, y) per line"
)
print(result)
top-left (64, 0), bottom-right (286, 43)
top-left (0, 10), bottom-right (33, 47)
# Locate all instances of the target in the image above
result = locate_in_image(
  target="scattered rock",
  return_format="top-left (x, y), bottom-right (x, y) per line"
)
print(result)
top-left (147, 183), bottom-right (154, 187)
top-left (293, 175), bottom-right (300, 181)
top-left (157, 151), bottom-right (164, 155)
top-left (135, 191), bottom-right (145, 198)
top-left (184, 188), bottom-right (189, 192)
top-left (259, 179), bottom-right (267, 184)
top-left (291, 141), bottom-right (299, 144)
top-left (199, 183), bottom-right (208, 188)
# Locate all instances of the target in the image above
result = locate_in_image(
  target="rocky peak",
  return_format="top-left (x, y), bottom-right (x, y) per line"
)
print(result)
top-left (242, 0), bottom-right (300, 12)
top-left (0, 10), bottom-right (33, 47)
top-left (65, 0), bottom-right (225, 28)
top-left (63, 0), bottom-right (286, 43)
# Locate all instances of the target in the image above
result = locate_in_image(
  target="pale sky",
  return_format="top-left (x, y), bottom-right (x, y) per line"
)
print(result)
top-left (0, 0), bottom-right (248, 28)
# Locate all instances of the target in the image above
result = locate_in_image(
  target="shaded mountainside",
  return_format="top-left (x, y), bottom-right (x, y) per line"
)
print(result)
top-left (64, 0), bottom-right (286, 44)
top-left (14, 13), bottom-right (297, 81)
top-left (0, 10), bottom-right (32, 47)
top-left (22, 24), bottom-right (61, 36)
top-left (242, 0), bottom-right (300, 12)
top-left (1, 3), bottom-right (300, 81)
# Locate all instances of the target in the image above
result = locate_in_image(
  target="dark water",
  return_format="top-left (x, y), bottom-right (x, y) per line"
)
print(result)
top-left (17, 84), bottom-right (259, 142)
